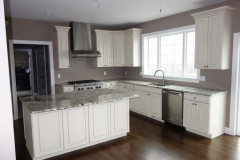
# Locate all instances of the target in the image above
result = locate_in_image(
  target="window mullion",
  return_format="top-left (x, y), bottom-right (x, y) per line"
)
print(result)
top-left (183, 31), bottom-right (187, 78)
top-left (158, 36), bottom-right (161, 70)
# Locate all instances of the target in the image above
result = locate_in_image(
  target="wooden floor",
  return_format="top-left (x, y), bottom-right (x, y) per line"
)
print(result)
top-left (14, 112), bottom-right (240, 160)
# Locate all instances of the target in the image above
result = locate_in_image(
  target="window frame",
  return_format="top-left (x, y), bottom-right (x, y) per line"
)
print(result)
top-left (141, 25), bottom-right (200, 83)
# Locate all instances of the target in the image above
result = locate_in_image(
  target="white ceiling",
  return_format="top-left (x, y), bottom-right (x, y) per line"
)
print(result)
top-left (4, 0), bottom-right (227, 27)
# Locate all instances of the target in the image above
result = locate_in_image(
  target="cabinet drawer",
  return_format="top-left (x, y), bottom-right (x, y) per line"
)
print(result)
top-left (184, 93), bottom-right (209, 103)
top-left (63, 86), bottom-right (74, 92)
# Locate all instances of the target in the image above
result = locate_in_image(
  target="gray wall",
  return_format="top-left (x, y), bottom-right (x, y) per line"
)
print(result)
top-left (123, 0), bottom-right (240, 126)
top-left (6, 18), bottom-right (124, 84)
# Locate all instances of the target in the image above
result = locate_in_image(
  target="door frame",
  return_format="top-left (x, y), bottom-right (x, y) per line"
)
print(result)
top-left (9, 40), bottom-right (55, 120)
top-left (227, 32), bottom-right (240, 135)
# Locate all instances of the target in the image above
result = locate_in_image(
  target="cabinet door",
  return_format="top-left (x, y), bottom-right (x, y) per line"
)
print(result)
top-left (130, 94), bottom-right (140, 112)
top-left (183, 101), bottom-right (196, 130)
top-left (195, 18), bottom-right (208, 69)
top-left (140, 91), bottom-right (151, 115)
top-left (124, 33), bottom-right (133, 66)
top-left (89, 103), bottom-right (111, 142)
top-left (62, 107), bottom-right (89, 149)
top-left (32, 111), bottom-right (63, 157)
top-left (104, 34), bottom-right (113, 67)
top-left (97, 33), bottom-right (105, 67)
top-left (111, 99), bottom-right (129, 136)
top-left (196, 103), bottom-right (209, 134)
top-left (113, 34), bottom-right (125, 66)
top-left (151, 93), bottom-right (162, 120)
top-left (208, 15), bottom-right (222, 69)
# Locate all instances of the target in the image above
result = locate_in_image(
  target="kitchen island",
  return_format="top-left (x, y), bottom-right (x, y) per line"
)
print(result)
top-left (21, 89), bottom-right (138, 160)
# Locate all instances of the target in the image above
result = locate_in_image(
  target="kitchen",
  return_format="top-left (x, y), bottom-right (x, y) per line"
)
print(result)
top-left (1, 0), bottom-right (240, 160)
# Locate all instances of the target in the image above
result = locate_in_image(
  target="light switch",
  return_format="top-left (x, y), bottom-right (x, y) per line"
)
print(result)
top-left (57, 74), bottom-right (61, 79)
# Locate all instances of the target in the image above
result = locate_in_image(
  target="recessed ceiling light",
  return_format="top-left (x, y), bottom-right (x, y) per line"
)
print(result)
top-left (45, 12), bottom-right (55, 16)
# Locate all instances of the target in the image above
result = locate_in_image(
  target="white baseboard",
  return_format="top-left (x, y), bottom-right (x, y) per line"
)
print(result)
top-left (225, 127), bottom-right (235, 135)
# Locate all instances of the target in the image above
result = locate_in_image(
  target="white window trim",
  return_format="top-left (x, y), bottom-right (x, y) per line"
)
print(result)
top-left (141, 25), bottom-right (200, 83)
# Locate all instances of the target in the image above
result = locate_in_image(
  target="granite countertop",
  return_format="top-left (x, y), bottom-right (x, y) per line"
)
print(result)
top-left (21, 89), bottom-right (139, 114)
top-left (106, 80), bottom-right (226, 96)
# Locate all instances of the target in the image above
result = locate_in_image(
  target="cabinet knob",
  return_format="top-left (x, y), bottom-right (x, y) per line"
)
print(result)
top-left (192, 103), bottom-right (195, 105)
top-left (194, 97), bottom-right (196, 99)
top-left (195, 103), bottom-right (197, 106)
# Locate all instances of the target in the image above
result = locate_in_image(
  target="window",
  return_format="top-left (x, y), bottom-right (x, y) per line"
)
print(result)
top-left (142, 25), bottom-right (199, 82)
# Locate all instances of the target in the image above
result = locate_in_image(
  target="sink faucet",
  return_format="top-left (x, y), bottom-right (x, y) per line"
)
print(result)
top-left (154, 70), bottom-right (166, 85)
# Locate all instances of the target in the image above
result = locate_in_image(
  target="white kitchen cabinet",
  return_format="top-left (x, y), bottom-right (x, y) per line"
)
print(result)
top-left (124, 28), bottom-right (142, 67)
top-left (183, 92), bottom-right (226, 139)
top-left (195, 102), bottom-right (209, 133)
top-left (183, 100), bottom-right (197, 130)
top-left (111, 99), bottom-right (129, 136)
top-left (62, 106), bottom-right (89, 149)
top-left (55, 26), bottom-right (71, 69)
top-left (89, 103), bottom-right (111, 142)
top-left (31, 110), bottom-right (63, 157)
top-left (96, 30), bottom-right (113, 67)
top-left (192, 6), bottom-right (235, 69)
top-left (150, 93), bottom-right (162, 120)
top-left (139, 91), bottom-right (151, 115)
top-left (96, 28), bottom-right (141, 67)
top-left (113, 32), bottom-right (125, 66)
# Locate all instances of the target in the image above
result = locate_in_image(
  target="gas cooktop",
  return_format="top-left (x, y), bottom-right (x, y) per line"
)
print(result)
top-left (68, 80), bottom-right (100, 85)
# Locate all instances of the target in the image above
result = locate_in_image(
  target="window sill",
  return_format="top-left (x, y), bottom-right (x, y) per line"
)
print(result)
top-left (142, 75), bottom-right (200, 83)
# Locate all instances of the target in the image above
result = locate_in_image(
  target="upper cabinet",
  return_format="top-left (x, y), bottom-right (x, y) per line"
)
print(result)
top-left (124, 29), bottom-right (142, 67)
top-left (55, 26), bottom-right (71, 69)
top-left (95, 28), bottom-right (142, 67)
top-left (192, 6), bottom-right (235, 70)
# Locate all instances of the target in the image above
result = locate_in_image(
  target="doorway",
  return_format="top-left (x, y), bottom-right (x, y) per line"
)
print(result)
top-left (9, 40), bottom-right (55, 120)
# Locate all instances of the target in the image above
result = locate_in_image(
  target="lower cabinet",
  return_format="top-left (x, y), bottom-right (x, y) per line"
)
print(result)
top-left (183, 100), bottom-right (209, 134)
top-left (62, 106), bottom-right (89, 149)
top-left (139, 91), bottom-right (151, 115)
top-left (89, 103), bottom-right (111, 142)
top-left (31, 111), bottom-right (64, 157)
top-left (111, 99), bottom-right (129, 136)
top-left (23, 99), bottom-right (130, 160)
top-left (183, 101), bottom-right (197, 130)
top-left (150, 93), bottom-right (162, 120)
top-left (183, 92), bottom-right (226, 139)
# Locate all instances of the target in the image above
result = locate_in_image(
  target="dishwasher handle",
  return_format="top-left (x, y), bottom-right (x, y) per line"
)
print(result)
top-left (162, 90), bottom-right (183, 96)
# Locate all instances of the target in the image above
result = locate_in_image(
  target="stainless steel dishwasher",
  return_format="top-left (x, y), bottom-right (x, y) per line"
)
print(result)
top-left (162, 89), bottom-right (183, 127)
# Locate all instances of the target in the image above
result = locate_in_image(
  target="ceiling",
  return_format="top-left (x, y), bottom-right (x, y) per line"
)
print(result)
top-left (4, 0), bottom-right (227, 27)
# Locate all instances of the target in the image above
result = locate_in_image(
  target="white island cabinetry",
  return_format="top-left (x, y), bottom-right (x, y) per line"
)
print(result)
top-left (23, 99), bottom-right (130, 160)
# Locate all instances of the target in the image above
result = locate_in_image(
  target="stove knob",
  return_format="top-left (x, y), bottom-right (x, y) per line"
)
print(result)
top-left (96, 86), bottom-right (99, 88)
top-left (81, 88), bottom-right (84, 90)
top-left (90, 87), bottom-right (93, 89)
top-left (99, 86), bottom-right (101, 88)
top-left (78, 88), bottom-right (80, 90)
top-left (87, 87), bottom-right (90, 89)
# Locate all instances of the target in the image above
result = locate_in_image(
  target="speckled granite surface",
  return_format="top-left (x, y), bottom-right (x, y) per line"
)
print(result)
top-left (21, 89), bottom-right (139, 114)
top-left (111, 80), bottom-right (226, 96)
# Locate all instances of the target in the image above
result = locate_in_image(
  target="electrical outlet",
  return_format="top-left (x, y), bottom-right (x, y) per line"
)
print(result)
top-left (57, 74), bottom-right (61, 79)
top-left (125, 70), bottom-right (128, 75)
top-left (104, 71), bottom-right (107, 76)
top-left (200, 76), bottom-right (205, 81)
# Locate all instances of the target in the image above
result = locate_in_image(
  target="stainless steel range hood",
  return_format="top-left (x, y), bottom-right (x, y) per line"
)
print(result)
top-left (70, 22), bottom-right (101, 58)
